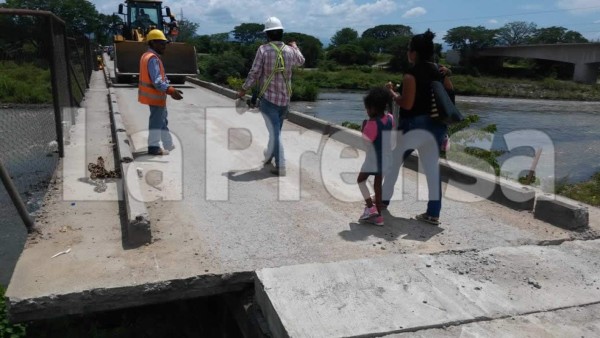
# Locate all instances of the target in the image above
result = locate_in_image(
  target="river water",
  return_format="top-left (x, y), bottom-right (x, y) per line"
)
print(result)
top-left (0, 105), bottom-right (58, 286)
top-left (290, 92), bottom-right (600, 183)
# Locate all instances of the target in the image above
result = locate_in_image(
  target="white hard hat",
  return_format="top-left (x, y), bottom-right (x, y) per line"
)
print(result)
top-left (263, 16), bottom-right (284, 32)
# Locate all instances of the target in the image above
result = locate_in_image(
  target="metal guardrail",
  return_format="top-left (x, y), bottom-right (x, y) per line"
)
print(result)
top-left (0, 8), bottom-right (94, 232)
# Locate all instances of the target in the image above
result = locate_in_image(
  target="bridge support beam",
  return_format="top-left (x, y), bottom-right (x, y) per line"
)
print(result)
top-left (573, 63), bottom-right (599, 84)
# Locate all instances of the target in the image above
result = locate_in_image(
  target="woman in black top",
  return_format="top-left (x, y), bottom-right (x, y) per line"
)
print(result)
top-left (381, 29), bottom-right (454, 225)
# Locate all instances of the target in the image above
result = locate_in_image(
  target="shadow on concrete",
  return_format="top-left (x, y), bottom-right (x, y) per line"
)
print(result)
top-left (225, 167), bottom-right (273, 182)
top-left (339, 213), bottom-right (443, 243)
top-left (385, 211), bottom-right (445, 242)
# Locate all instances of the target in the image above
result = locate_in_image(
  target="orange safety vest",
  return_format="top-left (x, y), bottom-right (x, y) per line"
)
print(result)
top-left (138, 51), bottom-right (167, 106)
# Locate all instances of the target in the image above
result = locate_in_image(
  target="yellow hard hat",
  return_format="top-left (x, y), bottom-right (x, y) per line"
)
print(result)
top-left (146, 29), bottom-right (167, 41)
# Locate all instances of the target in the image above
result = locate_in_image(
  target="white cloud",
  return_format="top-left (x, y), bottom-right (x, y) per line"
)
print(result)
top-left (556, 0), bottom-right (600, 15)
top-left (402, 6), bottom-right (426, 18)
top-left (89, 0), bottom-right (406, 40)
top-left (488, 19), bottom-right (498, 24)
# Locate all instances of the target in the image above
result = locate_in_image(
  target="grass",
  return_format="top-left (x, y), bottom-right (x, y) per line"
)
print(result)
top-left (556, 172), bottom-right (600, 206)
top-left (0, 61), bottom-right (52, 104)
top-left (1, 286), bottom-right (27, 338)
top-left (451, 75), bottom-right (600, 101)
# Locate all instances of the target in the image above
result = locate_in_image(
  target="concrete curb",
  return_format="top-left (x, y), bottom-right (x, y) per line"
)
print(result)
top-left (534, 194), bottom-right (589, 230)
top-left (185, 77), bottom-right (588, 226)
top-left (106, 87), bottom-right (151, 245)
top-left (186, 77), bottom-right (239, 99)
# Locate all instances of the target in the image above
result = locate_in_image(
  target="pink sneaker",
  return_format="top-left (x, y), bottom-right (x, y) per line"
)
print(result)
top-left (368, 214), bottom-right (384, 226)
top-left (359, 205), bottom-right (378, 221)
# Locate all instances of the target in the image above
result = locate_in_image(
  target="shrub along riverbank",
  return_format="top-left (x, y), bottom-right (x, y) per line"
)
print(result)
top-left (0, 62), bottom-right (52, 104)
top-left (293, 68), bottom-right (600, 101)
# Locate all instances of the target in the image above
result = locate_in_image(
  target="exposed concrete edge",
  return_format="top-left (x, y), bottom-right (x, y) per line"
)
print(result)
top-left (534, 194), bottom-right (589, 230)
top-left (254, 275), bottom-right (289, 338)
top-left (8, 271), bottom-right (254, 323)
top-left (106, 88), bottom-right (151, 245)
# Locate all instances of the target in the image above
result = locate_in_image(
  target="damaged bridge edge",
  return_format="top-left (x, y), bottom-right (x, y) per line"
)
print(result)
top-left (8, 271), bottom-right (254, 323)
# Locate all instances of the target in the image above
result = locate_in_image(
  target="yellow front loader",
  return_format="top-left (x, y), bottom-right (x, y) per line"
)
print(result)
top-left (112, 0), bottom-right (197, 84)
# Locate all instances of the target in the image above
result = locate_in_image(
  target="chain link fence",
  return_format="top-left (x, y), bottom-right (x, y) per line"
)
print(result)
top-left (0, 9), bottom-right (94, 286)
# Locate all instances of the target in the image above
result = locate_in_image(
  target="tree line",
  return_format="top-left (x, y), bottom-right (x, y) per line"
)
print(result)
top-left (0, 0), bottom-right (592, 82)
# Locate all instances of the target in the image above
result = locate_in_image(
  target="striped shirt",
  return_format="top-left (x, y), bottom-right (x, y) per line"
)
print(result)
top-left (242, 41), bottom-right (305, 107)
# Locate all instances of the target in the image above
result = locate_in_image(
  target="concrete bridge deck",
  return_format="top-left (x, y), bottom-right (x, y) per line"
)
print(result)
top-left (6, 62), bottom-right (600, 335)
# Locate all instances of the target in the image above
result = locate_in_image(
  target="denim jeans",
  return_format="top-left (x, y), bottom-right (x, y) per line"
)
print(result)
top-left (382, 115), bottom-right (447, 217)
top-left (260, 99), bottom-right (287, 169)
top-left (148, 105), bottom-right (173, 152)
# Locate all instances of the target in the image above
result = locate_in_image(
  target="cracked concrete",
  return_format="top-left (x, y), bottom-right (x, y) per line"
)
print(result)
top-left (255, 240), bottom-right (600, 337)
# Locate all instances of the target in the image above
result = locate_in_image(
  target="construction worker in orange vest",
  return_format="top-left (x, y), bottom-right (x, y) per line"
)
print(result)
top-left (138, 29), bottom-right (182, 156)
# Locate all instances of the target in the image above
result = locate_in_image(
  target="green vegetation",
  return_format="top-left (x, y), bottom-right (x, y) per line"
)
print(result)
top-left (294, 69), bottom-right (600, 101)
top-left (342, 121), bottom-right (361, 130)
top-left (444, 115), bottom-right (504, 175)
top-left (556, 173), bottom-right (600, 206)
top-left (451, 75), bottom-right (600, 101)
top-left (0, 286), bottom-right (27, 338)
top-left (0, 62), bottom-right (52, 104)
top-left (295, 68), bottom-right (393, 91)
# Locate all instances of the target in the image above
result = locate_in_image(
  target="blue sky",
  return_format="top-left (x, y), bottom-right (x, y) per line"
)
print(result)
top-left (10, 0), bottom-right (600, 43)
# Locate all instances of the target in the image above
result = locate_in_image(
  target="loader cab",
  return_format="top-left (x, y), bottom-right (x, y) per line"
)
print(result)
top-left (119, 1), bottom-right (170, 40)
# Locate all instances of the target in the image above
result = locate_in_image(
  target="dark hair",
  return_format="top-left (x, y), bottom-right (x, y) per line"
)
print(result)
top-left (266, 29), bottom-right (283, 42)
top-left (409, 29), bottom-right (435, 62)
top-left (363, 87), bottom-right (391, 117)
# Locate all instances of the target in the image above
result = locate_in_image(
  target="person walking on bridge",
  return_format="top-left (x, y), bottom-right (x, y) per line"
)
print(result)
top-left (138, 29), bottom-right (182, 156)
top-left (237, 17), bottom-right (305, 176)
top-left (382, 30), bottom-right (453, 225)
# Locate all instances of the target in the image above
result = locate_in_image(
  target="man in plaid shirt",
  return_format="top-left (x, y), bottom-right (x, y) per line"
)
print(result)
top-left (238, 17), bottom-right (305, 176)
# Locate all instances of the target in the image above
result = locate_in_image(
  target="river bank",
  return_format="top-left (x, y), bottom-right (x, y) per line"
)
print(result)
top-left (293, 69), bottom-right (600, 102)
top-left (290, 92), bottom-right (600, 197)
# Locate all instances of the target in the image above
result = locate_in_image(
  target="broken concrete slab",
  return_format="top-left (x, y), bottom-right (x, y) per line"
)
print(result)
top-left (255, 240), bottom-right (600, 338)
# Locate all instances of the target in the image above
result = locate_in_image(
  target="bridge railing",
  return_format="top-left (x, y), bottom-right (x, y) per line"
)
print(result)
top-left (0, 8), bottom-right (94, 233)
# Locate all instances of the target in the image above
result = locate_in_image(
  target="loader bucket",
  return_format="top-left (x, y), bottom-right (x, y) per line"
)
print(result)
top-left (113, 41), bottom-right (198, 83)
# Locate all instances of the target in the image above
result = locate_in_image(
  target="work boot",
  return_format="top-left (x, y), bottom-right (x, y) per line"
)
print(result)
top-left (270, 167), bottom-right (286, 176)
top-left (148, 148), bottom-right (169, 156)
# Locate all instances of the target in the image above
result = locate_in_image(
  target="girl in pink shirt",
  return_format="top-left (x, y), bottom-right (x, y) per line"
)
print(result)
top-left (358, 87), bottom-right (394, 226)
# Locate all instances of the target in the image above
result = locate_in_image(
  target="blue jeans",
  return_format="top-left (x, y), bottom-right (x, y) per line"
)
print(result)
top-left (382, 115), bottom-right (447, 217)
top-left (148, 105), bottom-right (173, 152)
top-left (260, 99), bottom-right (287, 169)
